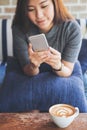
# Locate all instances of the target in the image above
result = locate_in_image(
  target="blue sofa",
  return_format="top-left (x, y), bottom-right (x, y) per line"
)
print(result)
top-left (0, 19), bottom-right (87, 112)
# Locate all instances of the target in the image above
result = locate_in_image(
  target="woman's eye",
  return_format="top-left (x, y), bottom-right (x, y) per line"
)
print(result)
top-left (41, 5), bottom-right (48, 8)
top-left (27, 8), bottom-right (35, 12)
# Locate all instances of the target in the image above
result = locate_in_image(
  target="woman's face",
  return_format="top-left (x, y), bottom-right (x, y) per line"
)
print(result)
top-left (27, 0), bottom-right (54, 33)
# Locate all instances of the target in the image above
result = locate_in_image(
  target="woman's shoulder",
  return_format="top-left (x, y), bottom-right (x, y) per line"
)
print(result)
top-left (63, 20), bottom-right (81, 31)
top-left (60, 20), bottom-right (81, 39)
top-left (12, 25), bottom-right (28, 42)
top-left (12, 25), bottom-right (22, 34)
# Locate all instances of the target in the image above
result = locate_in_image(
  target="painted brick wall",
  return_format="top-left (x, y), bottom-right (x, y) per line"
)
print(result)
top-left (0, 0), bottom-right (87, 19)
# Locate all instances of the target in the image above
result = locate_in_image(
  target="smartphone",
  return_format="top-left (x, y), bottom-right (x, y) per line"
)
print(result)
top-left (29, 33), bottom-right (49, 52)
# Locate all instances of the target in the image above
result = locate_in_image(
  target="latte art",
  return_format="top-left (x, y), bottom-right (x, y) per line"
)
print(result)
top-left (49, 104), bottom-right (79, 128)
top-left (51, 105), bottom-right (75, 117)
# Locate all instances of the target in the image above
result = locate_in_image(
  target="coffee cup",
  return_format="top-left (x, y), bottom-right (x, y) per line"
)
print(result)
top-left (49, 104), bottom-right (79, 128)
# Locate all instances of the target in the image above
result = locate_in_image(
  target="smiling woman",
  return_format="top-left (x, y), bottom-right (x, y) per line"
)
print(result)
top-left (27, 0), bottom-right (54, 33)
top-left (12, 0), bottom-right (78, 77)
top-left (0, 0), bottom-right (86, 112)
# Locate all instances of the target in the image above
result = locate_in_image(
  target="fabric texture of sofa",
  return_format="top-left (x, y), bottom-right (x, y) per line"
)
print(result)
top-left (0, 18), bottom-right (87, 112)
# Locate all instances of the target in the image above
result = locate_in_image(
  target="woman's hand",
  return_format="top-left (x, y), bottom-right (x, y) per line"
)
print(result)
top-left (28, 44), bottom-right (50, 67)
top-left (27, 45), bottom-right (74, 77)
top-left (45, 47), bottom-right (62, 70)
top-left (45, 47), bottom-right (74, 77)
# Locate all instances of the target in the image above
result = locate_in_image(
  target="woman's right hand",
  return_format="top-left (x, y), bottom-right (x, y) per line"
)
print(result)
top-left (28, 43), bottom-right (50, 68)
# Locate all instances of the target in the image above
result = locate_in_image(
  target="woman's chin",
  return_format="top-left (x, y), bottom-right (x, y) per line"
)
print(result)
top-left (38, 25), bottom-right (51, 33)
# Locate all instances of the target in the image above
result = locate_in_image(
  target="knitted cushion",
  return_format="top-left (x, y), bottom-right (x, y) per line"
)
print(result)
top-left (0, 57), bottom-right (87, 113)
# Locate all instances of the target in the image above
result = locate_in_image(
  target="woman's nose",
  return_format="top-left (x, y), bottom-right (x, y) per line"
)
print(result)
top-left (36, 9), bottom-right (44, 19)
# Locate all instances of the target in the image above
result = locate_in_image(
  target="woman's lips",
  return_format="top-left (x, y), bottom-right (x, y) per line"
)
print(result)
top-left (37, 20), bottom-right (46, 25)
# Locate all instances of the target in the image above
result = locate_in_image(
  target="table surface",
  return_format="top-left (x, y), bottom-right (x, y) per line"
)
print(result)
top-left (0, 112), bottom-right (87, 130)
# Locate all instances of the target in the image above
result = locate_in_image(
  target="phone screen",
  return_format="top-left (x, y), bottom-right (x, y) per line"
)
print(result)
top-left (29, 34), bottom-right (49, 51)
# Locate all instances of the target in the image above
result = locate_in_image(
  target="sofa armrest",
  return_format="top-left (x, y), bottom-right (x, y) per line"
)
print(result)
top-left (0, 19), bottom-right (13, 64)
top-left (78, 39), bottom-right (87, 74)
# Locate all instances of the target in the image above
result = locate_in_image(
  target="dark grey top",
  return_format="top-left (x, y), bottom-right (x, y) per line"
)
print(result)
top-left (12, 20), bottom-right (82, 68)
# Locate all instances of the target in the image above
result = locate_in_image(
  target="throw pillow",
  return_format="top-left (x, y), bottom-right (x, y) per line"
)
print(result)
top-left (0, 57), bottom-right (87, 113)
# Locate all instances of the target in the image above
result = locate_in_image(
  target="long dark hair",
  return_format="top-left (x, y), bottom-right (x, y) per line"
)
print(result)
top-left (12, 0), bottom-right (30, 32)
top-left (12, 0), bottom-right (74, 33)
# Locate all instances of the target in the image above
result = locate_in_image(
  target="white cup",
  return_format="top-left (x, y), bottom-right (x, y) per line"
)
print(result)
top-left (49, 104), bottom-right (79, 128)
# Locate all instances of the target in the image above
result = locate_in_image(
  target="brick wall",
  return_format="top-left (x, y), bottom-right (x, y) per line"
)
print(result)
top-left (0, 0), bottom-right (17, 19)
top-left (0, 0), bottom-right (87, 19)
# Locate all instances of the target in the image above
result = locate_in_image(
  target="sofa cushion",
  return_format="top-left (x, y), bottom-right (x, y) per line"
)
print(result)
top-left (0, 19), bottom-right (13, 64)
top-left (0, 65), bottom-right (6, 87)
top-left (78, 39), bottom-right (87, 74)
top-left (76, 19), bottom-right (87, 38)
top-left (0, 56), bottom-right (87, 112)
top-left (83, 72), bottom-right (87, 99)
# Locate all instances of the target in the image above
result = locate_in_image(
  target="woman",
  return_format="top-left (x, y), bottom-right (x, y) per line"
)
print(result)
top-left (12, 0), bottom-right (82, 77)
top-left (11, 0), bottom-right (87, 112)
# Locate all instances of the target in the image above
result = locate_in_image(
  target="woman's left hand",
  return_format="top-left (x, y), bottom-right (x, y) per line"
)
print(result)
top-left (45, 47), bottom-right (62, 70)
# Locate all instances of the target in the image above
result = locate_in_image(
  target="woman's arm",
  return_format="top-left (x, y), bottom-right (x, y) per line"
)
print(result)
top-left (53, 60), bottom-right (74, 77)
top-left (45, 21), bottom-right (82, 77)
top-left (45, 47), bottom-right (74, 77)
top-left (23, 44), bottom-right (50, 76)
top-left (23, 63), bottom-right (39, 76)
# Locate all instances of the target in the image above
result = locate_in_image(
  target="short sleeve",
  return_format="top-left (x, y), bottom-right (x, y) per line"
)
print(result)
top-left (12, 26), bottom-right (30, 68)
top-left (62, 21), bottom-right (82, 63)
